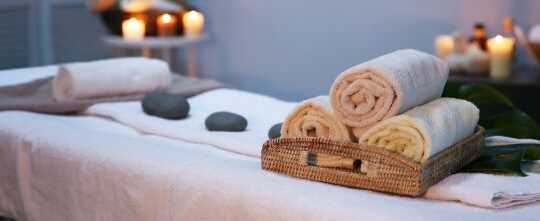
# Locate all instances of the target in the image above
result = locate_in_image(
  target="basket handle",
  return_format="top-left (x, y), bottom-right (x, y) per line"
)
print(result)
top-left (299, 151), bottom-right (364, 171)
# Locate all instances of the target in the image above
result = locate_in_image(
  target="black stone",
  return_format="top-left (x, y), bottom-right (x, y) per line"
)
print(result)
top-left (205, 111), bottom-right (248, 132)
top-left (268, 123), bottom-right (282, 139)
top-left (142, 91), bottom-right (190, 120)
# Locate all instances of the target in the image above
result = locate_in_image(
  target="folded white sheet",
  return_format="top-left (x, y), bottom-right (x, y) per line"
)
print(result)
top-left (83, 88), bottom-right (540, 209)
top-left (84, 88), bottom-right (296, 157)
top-left (1, 111), bottom-right (539, 221)
top-left (485, 136), bottom-right (540, 146)
top-left (426, 172), bottom-right (540, 209)
top-left (53, 57), bottom-right (171, 101)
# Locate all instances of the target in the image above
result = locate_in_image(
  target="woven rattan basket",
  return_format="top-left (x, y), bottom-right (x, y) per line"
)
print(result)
top-left (261, 127), bottom-right (485, 196)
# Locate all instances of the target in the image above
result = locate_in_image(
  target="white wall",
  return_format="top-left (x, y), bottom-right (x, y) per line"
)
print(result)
top-left (193, 0), bottom-right (539, 100)
top-left (0, 0), bottom-right (538, 101)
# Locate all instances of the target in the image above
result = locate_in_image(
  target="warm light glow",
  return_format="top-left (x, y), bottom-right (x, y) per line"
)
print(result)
top-left (494, 35), bottom-right (504, 43)
top-left (157, 13), bottom-right (177, 36)
top-left (185, 10), bottom-right (203, 22)
top-left (488, 35), bottom-right (514, 53)
top-left (182, 10), bottom-right (205, 37)
top-left (160, 14), bottom-right (173, 24)
top-left (434, 35), bottom-right (454, 58)
top-left (487, 34), bottom-right (515, 80)
top-left (122, 17), bottom-right (146, 40)
top-left (121, 0), bottom-right (152, 13)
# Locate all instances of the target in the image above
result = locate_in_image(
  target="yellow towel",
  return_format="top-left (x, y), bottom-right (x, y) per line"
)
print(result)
top-left (359, 98), bottom-right (479, 162)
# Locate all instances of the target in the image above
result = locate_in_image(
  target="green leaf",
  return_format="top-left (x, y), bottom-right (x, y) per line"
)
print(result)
top-left (524, 144), bottom-right (540, 161)
top-left (442, 82), bottom-right (460, 98)
top-left (456, 84), bottom-right (514, 108)
top-left (481, 110), bottom-right (540, 139)
top-left (461, 145), bottom-right (526, 176)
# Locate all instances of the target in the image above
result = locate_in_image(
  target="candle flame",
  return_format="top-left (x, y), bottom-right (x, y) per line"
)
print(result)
top-left (126, 17), bottom-right (144, 27)
top-left (123, 17), bottom-right (145, 40)
top-left (160, 14), bottom-right (173, 24)
top-left (185, 10), bottom-right (204, 21)
top-left (494, 35), bottom-right (504, 43)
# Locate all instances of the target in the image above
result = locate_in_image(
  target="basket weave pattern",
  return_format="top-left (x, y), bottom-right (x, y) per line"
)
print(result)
top-left (261, 127), bottom-right (485, 196)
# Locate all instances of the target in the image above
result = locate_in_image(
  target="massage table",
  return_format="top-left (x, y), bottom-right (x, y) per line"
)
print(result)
top-left (0, 66), bottom-right (538, 221)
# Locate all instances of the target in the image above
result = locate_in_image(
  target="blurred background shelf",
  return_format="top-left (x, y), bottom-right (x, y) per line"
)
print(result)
top-left (102, 34), bottom-right (208, 78)
top-left (102, 34), bottom-right (208, 49)
top-left (447, 64), bottom-right (540, 121)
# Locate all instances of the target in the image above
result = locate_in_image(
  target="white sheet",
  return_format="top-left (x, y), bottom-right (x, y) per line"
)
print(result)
top-left (1, 65), bottom-right (540, 220)
top-left (1, 111), bottom-right (539, 221)
top-left (84, 88), bottom-right (296, 157)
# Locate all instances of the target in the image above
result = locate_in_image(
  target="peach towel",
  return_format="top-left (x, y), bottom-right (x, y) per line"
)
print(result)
top-left (329, 49), bottom-right (449, 139)
top-left (281, 96), bottom-right (352, 142)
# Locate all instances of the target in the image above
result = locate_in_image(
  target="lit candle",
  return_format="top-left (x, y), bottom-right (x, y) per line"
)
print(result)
top-left (122, 17), bottom-right (145, 40)
top-left (487, 35), bottom-right (515, 80)
top-left (434, 35), bottom-right (454, 59)
top-left (182, 10), bottom-right (205, 37)
top-left (157, 13), bottom-right (177, 37)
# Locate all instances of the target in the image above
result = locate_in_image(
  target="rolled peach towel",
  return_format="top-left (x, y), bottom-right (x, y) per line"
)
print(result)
top-left (329, 49), bottom-right (449, 139)
top-left (281, 96), bottom-right (352, 142)
top-left (53, 57), bottom-right (171, 101)
top-left (359, 98), bottom-right (479, 163)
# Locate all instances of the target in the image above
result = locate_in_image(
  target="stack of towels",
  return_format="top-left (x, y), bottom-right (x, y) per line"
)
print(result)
top-left (281, 49), bottom-right (480, 163)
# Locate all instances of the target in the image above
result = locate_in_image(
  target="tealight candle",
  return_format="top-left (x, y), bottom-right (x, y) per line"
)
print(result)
top-left (182, 10), bottom-right (205, 37)
top-left (487, 35), bottom-right (515, 80)
top-left (434, 35), bottom-right (454, 59)
top-left (122, 17), bottom-right (145, 40)
top-left (157, 13), bottom-right (177, 37)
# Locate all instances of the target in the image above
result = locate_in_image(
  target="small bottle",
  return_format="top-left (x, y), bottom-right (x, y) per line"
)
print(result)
top-left (502, 16), bottom-right (518, 62)
top-left (469, 23), bottom-right (488, 51)
top-left (502, 17), bottom-right (515, 38)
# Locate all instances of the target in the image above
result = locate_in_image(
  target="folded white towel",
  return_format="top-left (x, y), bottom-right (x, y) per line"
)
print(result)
top-left (427, 136), bottom-right (540, 208)
top-left (53, 57), bottom-right (171, 101)
top-left (329, 49), bottom-right (449, 139)
top-left (426, 172), bottom-right (540, 209)
top-left (84, 89), bottom-right (296, 157)
top-left (359, 98), bottom-right (479, 162)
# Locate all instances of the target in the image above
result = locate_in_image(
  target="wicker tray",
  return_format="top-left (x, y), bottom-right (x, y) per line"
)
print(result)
top-left (261, 127), bottom-right (485, 196)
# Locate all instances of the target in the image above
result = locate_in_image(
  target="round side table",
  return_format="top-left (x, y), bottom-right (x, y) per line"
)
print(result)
top-left (102, 35), bottom-right (208, 78)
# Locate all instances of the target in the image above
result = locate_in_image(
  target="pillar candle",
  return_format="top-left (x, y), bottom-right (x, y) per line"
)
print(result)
top-left (157, 13), bottom-right (177, 37)
top-left (487, 35), bottom-right (515, 80)
top-left (182, 10), bottom-right (205, 37)
top-left (122, 17), bottom-right (145, 40)
top-left (434, 35), bottom-right (454, 59)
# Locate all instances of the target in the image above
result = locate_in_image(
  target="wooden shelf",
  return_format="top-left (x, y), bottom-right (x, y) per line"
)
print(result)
top-left (448, 65), bottom-right (540, 87)
top-left (102, 34), bottom-right (209, 49)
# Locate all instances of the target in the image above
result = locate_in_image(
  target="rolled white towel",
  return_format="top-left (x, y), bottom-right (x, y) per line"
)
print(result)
top-left (359, 98), bottom-right (479, 162)
top-left (281, 96), bottom-right (352, 142)
top-left (53, 57), bottom-right (171, 101)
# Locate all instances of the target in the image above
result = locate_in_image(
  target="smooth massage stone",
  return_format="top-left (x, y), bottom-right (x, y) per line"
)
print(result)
top-left (142, 91), bottom-right (190, 120)
top-left (205, 111), bottom-right (248, 132)
top-left (268, 123), bottom-right (282, 139)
